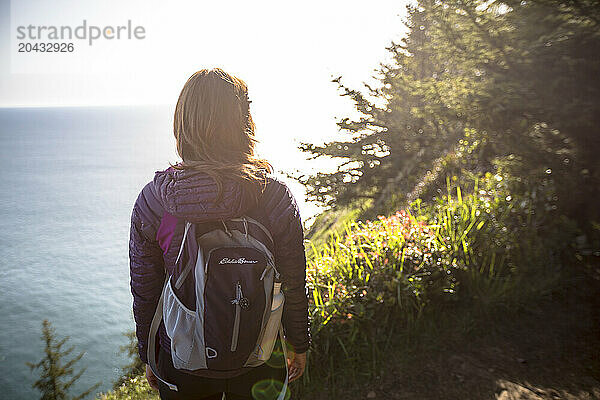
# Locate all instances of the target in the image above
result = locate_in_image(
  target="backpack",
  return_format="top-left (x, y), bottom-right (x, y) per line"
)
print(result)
top-left (147, 216), bottom-right (288, 396)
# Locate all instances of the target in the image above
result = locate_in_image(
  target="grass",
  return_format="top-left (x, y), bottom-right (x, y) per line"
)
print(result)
top-left (294, 174), bottom-right (580, 399)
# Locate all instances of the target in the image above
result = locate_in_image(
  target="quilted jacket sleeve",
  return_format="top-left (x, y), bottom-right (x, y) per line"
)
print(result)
top-left (264, 179), bottom-right (311, 354)
top-left (129, 184), bottom-right (165, 364)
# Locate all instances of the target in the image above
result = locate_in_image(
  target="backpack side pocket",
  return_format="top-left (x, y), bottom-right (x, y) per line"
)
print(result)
top-left (257, 284), bottom-right (285, 361)
top-left (163, 278), bottom-right (197, 368)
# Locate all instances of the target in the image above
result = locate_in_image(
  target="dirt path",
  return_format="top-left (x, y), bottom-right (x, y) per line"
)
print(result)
top-left (364, 279), bottom-right (600, 399)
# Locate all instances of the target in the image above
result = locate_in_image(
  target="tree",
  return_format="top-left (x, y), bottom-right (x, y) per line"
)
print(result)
top-left (295, 1), bottom-right (482, 210)
top-left (296, 0), bottom-right (600, 233)
top-left (112, 330), bottom-right (144, 389)
top-left (27, 320), bottom-right (100, 400)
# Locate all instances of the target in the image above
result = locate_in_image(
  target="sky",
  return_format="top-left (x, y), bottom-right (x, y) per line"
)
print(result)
top-left (0, 0), bottom-right (410, 220)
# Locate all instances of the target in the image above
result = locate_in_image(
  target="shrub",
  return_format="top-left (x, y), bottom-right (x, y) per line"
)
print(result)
top-left (28, 320), bottom-right (100, 400)
top-left (301, 174), bottom-right (577, 394)
top-left (96, 375), bottom-right (158, 400)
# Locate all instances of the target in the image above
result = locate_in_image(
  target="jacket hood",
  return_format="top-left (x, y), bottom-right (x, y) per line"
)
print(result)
top-left (152, 167), bottom-right (256, 223)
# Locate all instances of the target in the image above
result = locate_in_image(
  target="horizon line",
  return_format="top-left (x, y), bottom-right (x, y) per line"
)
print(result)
top-left (0, 102), bottom-right (172, 109)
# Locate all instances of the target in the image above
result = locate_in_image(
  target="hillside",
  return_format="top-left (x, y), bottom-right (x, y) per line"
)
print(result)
top-left (331, 276), bottom-right (600, 400)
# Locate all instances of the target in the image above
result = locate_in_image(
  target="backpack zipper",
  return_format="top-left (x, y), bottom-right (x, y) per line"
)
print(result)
top-left (230, 281), bottom-right (243, 352)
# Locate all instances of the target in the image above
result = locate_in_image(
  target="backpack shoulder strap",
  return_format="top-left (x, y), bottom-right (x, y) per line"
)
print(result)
top-left (227, 215), bottom-right (274, 246)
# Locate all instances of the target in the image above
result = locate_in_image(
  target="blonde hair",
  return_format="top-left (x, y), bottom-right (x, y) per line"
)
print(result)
top-left (172, 68), bottom-right (272, 204)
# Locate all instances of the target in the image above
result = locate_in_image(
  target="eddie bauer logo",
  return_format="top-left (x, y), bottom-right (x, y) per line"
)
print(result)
top-left (219, 257), bottom-right (258, 265)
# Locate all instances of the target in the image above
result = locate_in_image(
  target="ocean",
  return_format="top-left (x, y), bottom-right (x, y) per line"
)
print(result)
top-left (0, 106), bottom-right (308, 399)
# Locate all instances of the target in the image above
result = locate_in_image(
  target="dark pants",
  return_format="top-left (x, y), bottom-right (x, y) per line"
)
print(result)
top-left (157, 343), bottom-right (287, 400)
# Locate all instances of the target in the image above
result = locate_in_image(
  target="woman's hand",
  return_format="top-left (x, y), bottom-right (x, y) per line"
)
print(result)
top-left (145, 364), bottom-right (159, 391)
top-left (286, 351), bottom-right (306, 383)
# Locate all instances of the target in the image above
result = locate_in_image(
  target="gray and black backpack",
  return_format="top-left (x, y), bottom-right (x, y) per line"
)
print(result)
top-left (147, 216), bottom-right (287, 395)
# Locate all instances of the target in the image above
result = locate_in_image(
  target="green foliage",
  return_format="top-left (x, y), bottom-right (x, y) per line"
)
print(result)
top-left (111, 331), bottom-right (145, 390)
top-left (304, 204), bottom-right (364, 251)
top-left (96, 375), bottom-right (158, 400)
top-left (295, 0), bottom-right (600, 232)
top-left (95, 331), bottom-right (157, 400)
top-left (299, 174), bottom-right (577, 397)
top-left (27, 320), bottom-right (100, 400)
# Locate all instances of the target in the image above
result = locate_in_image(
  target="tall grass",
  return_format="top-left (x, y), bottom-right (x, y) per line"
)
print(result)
top-left (299, 174), bottom-right (575, 397)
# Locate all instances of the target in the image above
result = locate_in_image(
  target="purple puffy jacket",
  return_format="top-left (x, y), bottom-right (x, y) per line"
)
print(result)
top-left (129, 167), bottom-right (310, 365)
